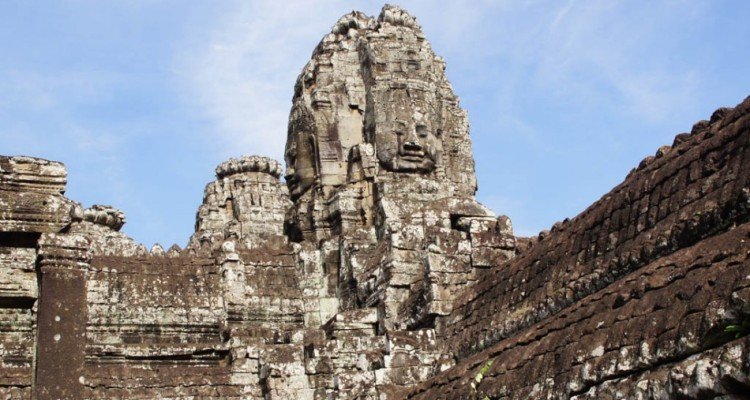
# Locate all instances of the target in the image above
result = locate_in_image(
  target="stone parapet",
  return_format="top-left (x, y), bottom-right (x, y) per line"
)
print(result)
top-left (0, 156), bottom-right (76, 233)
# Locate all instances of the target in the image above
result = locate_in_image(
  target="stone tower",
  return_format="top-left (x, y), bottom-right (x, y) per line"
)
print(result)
top-left (191, 155), bottom-right (290, 249)
top-left (283, 4), bottom-right (515, 331)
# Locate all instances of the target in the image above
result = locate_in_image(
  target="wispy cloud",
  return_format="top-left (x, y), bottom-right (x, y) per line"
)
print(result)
top-left (177, 0), bottom-right (361, 161)
top-left (396, 1), bottom-right (709, 125)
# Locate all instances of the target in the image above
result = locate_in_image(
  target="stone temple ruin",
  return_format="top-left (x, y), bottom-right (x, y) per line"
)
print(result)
top-left (1, 4), bottom-right (749, 399)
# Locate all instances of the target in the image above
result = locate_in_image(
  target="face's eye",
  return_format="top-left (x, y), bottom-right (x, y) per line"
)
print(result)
top-left (416, 125), bottom-right (428, 138)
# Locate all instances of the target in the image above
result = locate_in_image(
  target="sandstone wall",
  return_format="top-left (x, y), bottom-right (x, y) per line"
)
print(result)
top-left (0, 244), bottom-right (35, 398)
top-left (84, 255), bottom-right (232, 398)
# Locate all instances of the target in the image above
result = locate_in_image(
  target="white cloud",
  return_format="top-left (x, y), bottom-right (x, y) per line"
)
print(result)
top-left (178, 0), bottom-right (366, 162)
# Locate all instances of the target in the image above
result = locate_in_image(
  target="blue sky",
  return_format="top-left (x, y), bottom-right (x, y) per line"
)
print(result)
top-left (2, 1), bottom-right (749, 247)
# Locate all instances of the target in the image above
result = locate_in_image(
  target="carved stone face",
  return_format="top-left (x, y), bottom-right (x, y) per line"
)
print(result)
top-left (375, 89), bottom-right (441, 173)
top-left (285, 106), bottom-right (318, 200)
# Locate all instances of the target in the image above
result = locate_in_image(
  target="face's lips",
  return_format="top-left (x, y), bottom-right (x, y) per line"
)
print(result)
top-left (400, 140), bottom-right (425, 161)
top-left (401, 153), bottom-right (425, 162)
top-left (285, 174), bottom-right (299, 191)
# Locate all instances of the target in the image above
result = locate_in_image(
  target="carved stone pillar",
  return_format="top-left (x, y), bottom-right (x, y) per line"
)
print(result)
top-left (219, 240), bottom-right (244, 310)
top-left (34, 233), bottom-right (91, 400)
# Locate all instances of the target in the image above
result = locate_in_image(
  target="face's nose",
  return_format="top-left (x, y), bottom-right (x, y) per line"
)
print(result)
top-left (402, 124), bottom-right (423, 150)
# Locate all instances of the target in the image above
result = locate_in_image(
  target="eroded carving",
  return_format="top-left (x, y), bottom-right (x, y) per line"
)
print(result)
top-left (83, 205), bottom-right (125, 231)
top-left (370, 87), bottom-right (442, 173)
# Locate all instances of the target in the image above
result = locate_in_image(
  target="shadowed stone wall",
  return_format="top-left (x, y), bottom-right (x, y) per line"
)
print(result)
top-left (439, 97), bottom-right (750, 361)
